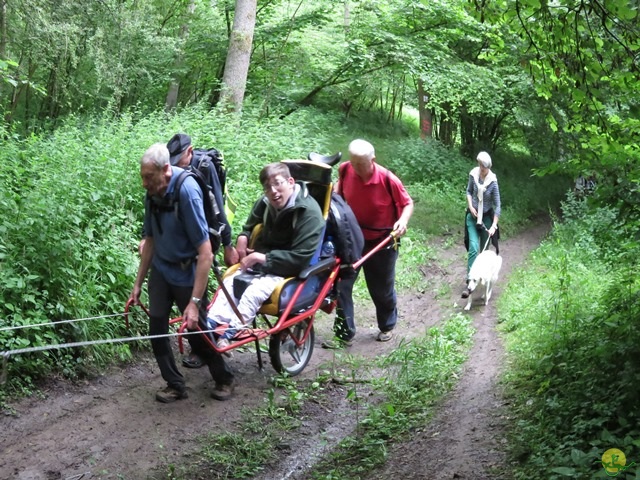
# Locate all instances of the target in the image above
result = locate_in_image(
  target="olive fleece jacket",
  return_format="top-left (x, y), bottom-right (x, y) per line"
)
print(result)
top-left (240, 183), bottom-right (325, 278)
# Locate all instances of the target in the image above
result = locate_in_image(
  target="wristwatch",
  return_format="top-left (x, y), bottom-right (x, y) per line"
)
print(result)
top-left (191, 296), bottom-right (202, 307)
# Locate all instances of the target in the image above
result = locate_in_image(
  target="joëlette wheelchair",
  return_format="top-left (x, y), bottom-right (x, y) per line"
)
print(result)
top-left (198, 158), bottom-right (342, 376)
top-left (123, 158), bottom-right (341, 377)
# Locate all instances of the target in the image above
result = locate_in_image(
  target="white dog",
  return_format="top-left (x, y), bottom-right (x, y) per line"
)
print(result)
top-left (464, 250), bottom-right (502, 311)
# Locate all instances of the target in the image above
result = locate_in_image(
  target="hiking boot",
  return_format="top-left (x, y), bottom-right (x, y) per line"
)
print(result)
top-left (321, 338), bottom-right (353, 349)
top-left (376, 331), bottom-right (393, 342)
top-left (218, 338), bottom-right (233, 359)
top-left (210, 382), bottom-right (235, 401)
top-left (461, 288), bottom-right (470, 299)
top-left (155, 386), bottom-right (188, 403)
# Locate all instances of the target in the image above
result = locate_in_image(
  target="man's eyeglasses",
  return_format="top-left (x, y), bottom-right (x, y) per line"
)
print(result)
top-left (263, 178), bottom-right (288, 192)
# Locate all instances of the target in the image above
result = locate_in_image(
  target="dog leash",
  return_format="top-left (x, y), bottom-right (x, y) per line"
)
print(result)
top-left (479, 223), bottom-right (498, 253)
top-left (481, 233), bottom-right (492, 253)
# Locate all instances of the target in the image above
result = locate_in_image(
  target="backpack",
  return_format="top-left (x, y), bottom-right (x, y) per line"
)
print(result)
top-left (193, 148), bottom-right (237, 224)
top-left (147, 169), bottom-right (225, 253)
top-left (326, 192), bottom-right (365, 264)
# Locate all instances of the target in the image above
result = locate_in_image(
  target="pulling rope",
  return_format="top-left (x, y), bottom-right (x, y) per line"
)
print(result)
top-left (0, 307), bottom-right (270, 384)
top-left (0, 326), bottom-right (222, 385)
top-left (0, 312), bottom-right (126, 333)
top-left (0, 327), bottom-right (220, 359)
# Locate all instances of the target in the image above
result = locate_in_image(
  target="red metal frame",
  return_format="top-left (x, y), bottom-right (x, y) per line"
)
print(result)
top-left (124, 262), bottom-right (341, 359)
top-left (123, 234), bottom-right (393, 364)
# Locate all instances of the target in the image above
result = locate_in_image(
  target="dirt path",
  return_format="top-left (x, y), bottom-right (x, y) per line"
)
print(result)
top-left (0, 223), bottom-right (549, 480)
top-left (366, 222), bottom-right (550, 480)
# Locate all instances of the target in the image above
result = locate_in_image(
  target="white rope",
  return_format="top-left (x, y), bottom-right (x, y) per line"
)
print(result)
top-left (0, 312), bottom-right (126, 332)
top-left (0, 327), bottom-right (221, 358)
top-left (0, 322), bottom-right (267, 359)
top-left (0, 323), bottom-right (271, 385)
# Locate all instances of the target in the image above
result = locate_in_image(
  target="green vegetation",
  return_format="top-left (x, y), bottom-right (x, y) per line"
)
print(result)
top-left (308, 314), bottom-right (474, 479)
top-left (499, 194), bottom-right (640, 479)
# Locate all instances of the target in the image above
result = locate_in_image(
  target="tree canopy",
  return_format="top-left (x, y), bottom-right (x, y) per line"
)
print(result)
top-left (0, 0), bottom-right (637, 205)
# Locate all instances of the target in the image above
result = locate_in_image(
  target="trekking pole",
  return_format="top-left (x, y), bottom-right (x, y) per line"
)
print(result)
top-left (212, 263), bottom-right (264, 370)
top-left (351, 232), bottom-right (397, 271)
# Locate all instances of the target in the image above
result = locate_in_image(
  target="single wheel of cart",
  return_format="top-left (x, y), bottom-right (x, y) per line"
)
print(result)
top-left (268, 316), bottom-right (315, 376)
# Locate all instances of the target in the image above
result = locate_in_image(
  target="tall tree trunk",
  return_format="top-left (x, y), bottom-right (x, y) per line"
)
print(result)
top-left (417, 78), bottom-right (433, 139)
top-left (219, 0), bottom-right (257, 114)
top-left (344, 1), bottom-right (350, 35)
top-left (459, 103), bottom-right (474, 156)
top-left (439, 103), bottom-right (455, 147)
top-left (165, 0), bottom-right (196, 111)
top-left (0, 0), bottom-right (6, 59)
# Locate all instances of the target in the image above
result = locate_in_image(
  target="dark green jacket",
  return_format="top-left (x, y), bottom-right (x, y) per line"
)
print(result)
top-left (240, 183), bottom-right (324, 277)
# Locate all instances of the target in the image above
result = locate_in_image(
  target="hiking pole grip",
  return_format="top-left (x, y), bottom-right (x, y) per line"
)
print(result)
top-left (351, 234), bottom-right (395, 271)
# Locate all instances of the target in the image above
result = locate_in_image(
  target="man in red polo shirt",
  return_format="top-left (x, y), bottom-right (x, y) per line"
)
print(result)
top-left (326, 139), bottom-right (413, 346)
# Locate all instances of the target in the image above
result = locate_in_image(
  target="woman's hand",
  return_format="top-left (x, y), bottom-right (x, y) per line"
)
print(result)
top-left (488, 225), bottom-right (497, 236)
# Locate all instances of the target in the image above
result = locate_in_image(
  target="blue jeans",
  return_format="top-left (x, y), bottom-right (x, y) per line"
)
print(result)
top-left (334, 238), bottom-right (398, 339)
top-left (465, 212), bottom-right (493, 277)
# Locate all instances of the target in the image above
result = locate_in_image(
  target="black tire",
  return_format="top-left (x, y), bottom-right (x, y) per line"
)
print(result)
top-left (268, 318), bottom-right (315, 376)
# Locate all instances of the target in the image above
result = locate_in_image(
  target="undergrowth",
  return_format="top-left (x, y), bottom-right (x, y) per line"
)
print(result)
top-left (499, 194), bottom-right (640, 479)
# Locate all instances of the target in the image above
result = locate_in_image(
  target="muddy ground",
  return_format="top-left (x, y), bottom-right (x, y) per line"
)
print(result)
top-left (0, 222), bottom-right (549, 480)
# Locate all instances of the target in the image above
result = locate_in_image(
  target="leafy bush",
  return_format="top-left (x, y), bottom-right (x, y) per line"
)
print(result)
top-left (499, 210), bottom-right (640, 479)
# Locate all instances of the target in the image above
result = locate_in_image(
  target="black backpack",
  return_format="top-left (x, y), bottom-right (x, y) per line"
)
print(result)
top-left (193, 148), bottom-right (236, 222)
top-left (326, 192), bottom-right (365, 265)
top-left (147, 169), bottom-right (225, 253)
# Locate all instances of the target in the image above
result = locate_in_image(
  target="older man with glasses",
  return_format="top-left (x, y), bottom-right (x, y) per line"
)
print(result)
top-left (207, 162), bottom-right (325, 361)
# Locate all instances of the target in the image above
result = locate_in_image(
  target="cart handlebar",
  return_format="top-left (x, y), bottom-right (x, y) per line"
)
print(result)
top-left (351, 232), bottom-right (398, 271)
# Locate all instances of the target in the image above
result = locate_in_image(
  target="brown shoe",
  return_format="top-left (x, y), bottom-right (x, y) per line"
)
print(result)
top-left (155, 386), bottom-right (188, 403)
top-left (210, 382), bottom-right (235, 401)
top-left (461, 288), bottom-right (470, 299)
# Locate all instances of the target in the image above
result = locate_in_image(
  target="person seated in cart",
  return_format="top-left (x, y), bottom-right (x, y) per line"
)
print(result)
top-left (207, 162), bottom-right (325, 352)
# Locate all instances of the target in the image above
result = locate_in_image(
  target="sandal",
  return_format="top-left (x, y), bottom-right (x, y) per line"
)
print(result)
top-left (181, 353), bottom-right (203, 369)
